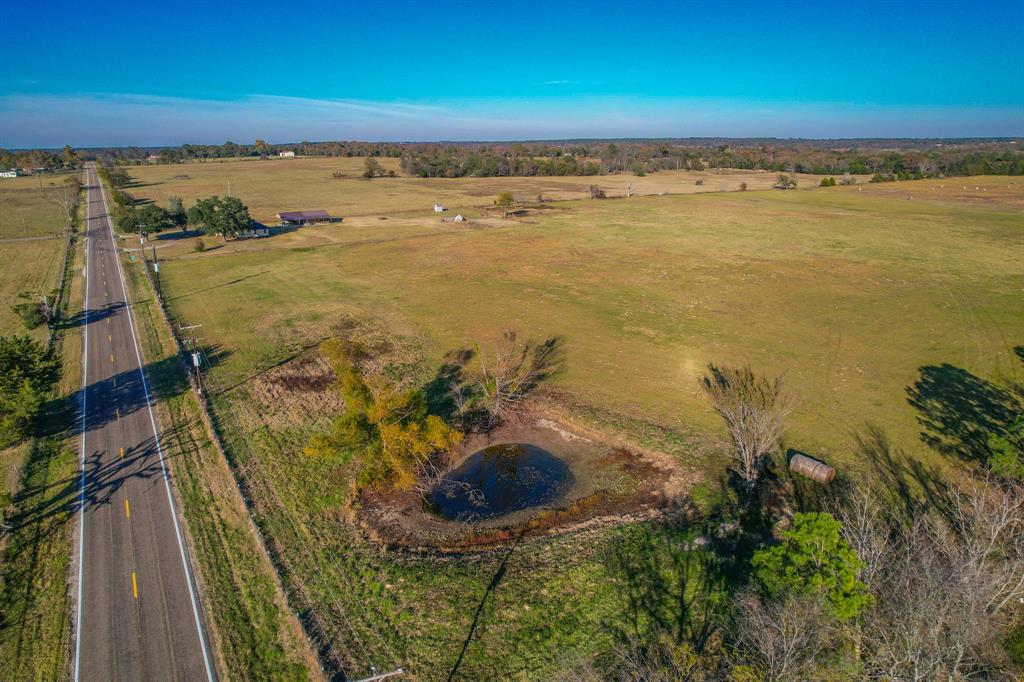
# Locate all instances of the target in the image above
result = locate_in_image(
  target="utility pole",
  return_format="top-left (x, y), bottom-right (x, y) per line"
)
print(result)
top-left (179, 323), bottom-right (204, 394)
top-left (151, 245), bottom-right (160, 297)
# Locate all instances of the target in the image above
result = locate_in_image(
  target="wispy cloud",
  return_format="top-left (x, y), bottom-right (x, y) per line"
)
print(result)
top-left (0, 91), bottom-right (1021, 147)
top-left (542, 80), bottom-right (581, 86)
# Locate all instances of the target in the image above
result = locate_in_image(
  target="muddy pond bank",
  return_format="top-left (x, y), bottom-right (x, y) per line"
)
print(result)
top-left (355, 417), bottom-right (681, 553)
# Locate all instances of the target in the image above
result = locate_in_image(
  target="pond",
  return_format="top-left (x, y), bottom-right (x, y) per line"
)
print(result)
top-left (428, 443), bottom-right (574, 522)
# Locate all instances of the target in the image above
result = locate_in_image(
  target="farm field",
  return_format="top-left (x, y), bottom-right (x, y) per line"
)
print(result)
top-left (116, 162), bottom-right (1024, 679)
top-left (125, 156), bottom-right (845, 225)
top-left (0, 177), bottom-right (74, 341)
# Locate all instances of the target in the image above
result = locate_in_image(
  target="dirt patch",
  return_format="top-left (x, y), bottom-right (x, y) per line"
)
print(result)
top-left (354, 416), bottom-right (682, 553)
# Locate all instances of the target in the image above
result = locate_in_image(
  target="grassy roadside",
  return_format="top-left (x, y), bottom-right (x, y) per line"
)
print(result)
top-left (0, 210), bottom-right (83, 680)
top-left (115, 215), bottom-right (316, 677)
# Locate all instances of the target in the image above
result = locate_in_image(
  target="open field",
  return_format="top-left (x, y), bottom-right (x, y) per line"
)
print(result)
top-left (0, 174), bottom-right (77, 239)
top-left (143, 173), bottom-right (1023, 474)
top-left (115, 161), bottom-right (1024, 678)
top-left (0, 177), bottom-right (74, 341)
top-left (0, 240), bottom-right (67, 341)
top-left (125, 156), bottom-right (846, 224)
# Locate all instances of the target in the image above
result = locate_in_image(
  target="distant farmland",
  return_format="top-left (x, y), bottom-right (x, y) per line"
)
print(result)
top-left (125, 155), bottom-right (840, 225)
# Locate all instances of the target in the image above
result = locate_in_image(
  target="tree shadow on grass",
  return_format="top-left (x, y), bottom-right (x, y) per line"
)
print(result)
top-left (906, 363), bottom-right (1020, 466)
top-left (851, 422), bottom-right (957, 524)
top-left (446, 533), bottom-right (522, 682)
top-left (603, 473), bottom-right (776, 658)
top-left (604, 517), bottom-right (729, 653)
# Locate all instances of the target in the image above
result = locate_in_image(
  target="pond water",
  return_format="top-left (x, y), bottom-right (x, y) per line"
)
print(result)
top-left (428, 443), bottom-right (574, 522)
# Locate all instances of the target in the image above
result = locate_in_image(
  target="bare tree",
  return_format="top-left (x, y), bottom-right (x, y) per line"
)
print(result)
top-left (40, 174), bottom-right (81, 229)
top-left (734, 591), bottom-right (833, 681)
top-left (839, 478), bottom-right (1024, 680)
top-left (699, 364), bottom-right (792, 491)
top-left (457, 331), bottom-right (564, 427)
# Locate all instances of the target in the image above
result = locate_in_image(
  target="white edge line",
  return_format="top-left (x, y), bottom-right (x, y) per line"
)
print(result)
top-left (73, 166), bottom-right (91, 682)
top-left (95, 168), bottom-right (216, 681)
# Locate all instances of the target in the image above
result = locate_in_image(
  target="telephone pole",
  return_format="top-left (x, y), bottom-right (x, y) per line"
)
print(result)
top-left (151, 245), bottom-right (161, 297)
top-left (179, 323), bottom-right (204, 394)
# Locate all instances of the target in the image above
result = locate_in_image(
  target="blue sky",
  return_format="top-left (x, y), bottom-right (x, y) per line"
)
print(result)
top-left (1, 0), bottom-right (1022, 146)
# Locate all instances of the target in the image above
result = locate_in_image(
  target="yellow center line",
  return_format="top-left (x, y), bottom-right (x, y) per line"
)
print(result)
top-left (131, 572), bottom-right (138, 600)
top-left (110, 354), bottom-right (114, 364)
top-left (115, 408), bottom-right (120, 419)
top-left (124, 499), bottom-right (130, 518)
top-left (120, 446), bottom-right (124, 459)
top-left (108, 334), bottom-right (112, 342)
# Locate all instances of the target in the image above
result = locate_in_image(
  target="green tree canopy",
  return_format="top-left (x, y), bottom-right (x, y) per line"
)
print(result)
top-left (0, 336), bottom-right (61, 446)
top-left (305, 338), bottom-right (462, 491)
top-left (752, 512), bottom-right (872, 621)
top-left (988, 416), bottom-right (1024, 480)
top-left (186, 196), bottom-right (252, 239)
top-left (167, 196), bottom-right (188, 231)
top-left (135, 203), bottom-right (173, 233)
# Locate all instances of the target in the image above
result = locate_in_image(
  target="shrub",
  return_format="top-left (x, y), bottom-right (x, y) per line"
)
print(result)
top-left (11, 302), bottom-right (45, 330)
top-left (739, 181), bottom-right (748, 191)
top-left (774, 174), bottom-right (798, 189)
top-left (820, 177), bottom-right (837, 187)
top-left (194, 239), bottom-right (206, 253)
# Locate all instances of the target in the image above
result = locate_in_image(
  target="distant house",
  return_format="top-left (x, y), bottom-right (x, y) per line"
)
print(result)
top-left (452, 214), bottom-right (466, 222)
top-left (277, 209), bottom-right (337, 226)
top-left (146, 154), bottom-right (160, 163)
top-left (0, 168), bottom-right (26, 178)
top-left (279, 151), bottom-right (296, 158)
top-left (434, 204), bottom-right (445, 212)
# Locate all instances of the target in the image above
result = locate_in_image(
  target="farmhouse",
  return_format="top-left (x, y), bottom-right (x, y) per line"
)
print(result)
top-left (279, 150), bottom-right (296, 158)
top-left (434, 204), bottom-right (445, 212)
top-left (0, 168), bottom-right (27, 178)
top-left (277, 209), bottom-right (337, 226)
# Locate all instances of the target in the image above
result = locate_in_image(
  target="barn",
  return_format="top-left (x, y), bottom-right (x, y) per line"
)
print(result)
top-left (277, 209), bottom-right (337, 226)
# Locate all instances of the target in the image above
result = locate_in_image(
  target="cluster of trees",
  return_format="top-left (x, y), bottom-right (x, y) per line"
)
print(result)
top-left (100, 167), bottom-right (252, 239)
top-left (400, 150), bottom-right (604, 178)
top-left (0, 145), bottom-right (80, 172)
top-left (564, 361), bottom-right (1024, 680)
top-left (185, 196), bottom-right (252, 238)
top-left (72, 138), bottom-right (1024, 181)
top-left (362, 157), bottom-right (395, 178)
top-left (0, 336), bottom-right (61, 447)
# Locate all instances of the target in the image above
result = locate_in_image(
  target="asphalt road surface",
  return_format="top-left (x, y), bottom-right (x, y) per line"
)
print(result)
top-left (74, 163), bottom-right (214, 681)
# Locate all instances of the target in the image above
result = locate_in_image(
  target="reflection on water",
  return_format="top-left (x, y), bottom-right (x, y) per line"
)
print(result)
top-left (428, 443), bottom-right (573, 522)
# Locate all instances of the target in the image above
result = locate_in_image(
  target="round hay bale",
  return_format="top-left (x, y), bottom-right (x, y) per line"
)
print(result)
top-left (789, 453), bottom-right (835, 484)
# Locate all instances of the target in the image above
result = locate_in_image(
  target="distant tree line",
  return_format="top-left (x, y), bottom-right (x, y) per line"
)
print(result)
top-left (0, 145), bottom-right (81, 172)
top-left (62, 138), bottom-right (1023, 181)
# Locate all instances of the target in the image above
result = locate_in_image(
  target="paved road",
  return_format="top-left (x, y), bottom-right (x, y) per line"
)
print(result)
top-left (74, 163), bottom-right (214, 681)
